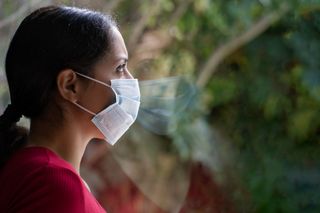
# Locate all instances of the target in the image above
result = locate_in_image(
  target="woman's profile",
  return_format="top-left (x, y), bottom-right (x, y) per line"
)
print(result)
top-left (0, 5), bottom-right (140, 213)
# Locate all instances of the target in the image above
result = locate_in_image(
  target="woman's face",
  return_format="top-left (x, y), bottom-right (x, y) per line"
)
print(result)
top-left (76, 28), bottom-right (133, 140)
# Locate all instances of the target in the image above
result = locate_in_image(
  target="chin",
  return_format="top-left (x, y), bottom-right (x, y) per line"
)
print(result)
top-left (93, 135), bottom-right (105, 141)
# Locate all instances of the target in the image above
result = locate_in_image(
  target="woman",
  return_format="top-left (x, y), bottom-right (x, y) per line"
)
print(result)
top-left (0, 5), bottom-right (140, 213)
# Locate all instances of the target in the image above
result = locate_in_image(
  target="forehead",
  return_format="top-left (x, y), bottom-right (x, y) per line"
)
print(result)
top-left (91, 28), bottom-right (128, 75)
top-left (109, 28), bottom-right (128, 61)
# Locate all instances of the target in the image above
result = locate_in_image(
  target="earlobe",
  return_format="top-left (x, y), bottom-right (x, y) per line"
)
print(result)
top-left (56, 69), bottom-right (79, 102)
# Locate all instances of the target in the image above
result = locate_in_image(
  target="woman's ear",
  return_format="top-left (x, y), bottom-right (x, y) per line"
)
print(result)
top-left (56, 69), bottom-right (81, 102)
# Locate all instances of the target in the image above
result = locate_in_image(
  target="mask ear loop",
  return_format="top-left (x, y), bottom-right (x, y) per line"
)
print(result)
top-left (75, 72), bottom-right (112, 88)
top-left (73, 102), bottom-right (96, 116)
top-left (75, 71), bottom-right (119, 103)
top-left (73, 72), bottom-right (119, 115)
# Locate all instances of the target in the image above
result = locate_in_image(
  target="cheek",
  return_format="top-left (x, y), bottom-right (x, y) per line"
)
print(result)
top-left (81, 84), bottom-right (115, 114)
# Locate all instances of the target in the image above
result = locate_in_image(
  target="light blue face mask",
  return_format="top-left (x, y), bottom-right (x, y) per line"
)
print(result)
top-left (73, 72), bottom-right (140, 145)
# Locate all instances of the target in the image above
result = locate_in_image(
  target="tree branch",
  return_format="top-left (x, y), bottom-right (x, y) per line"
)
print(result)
top-left (0, 0), bottom-right (46, 30)
top-left (169, 0), bottom-right (192, 24)
top-left (196, 5), bottom-right (289, 88)
top-left (127, 0), bottom-right (162, 52)
top-left (102, 0), bottom-right (124, 13)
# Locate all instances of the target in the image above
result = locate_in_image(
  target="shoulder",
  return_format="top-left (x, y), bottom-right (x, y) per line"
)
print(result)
top-left (1, 147), bottom-right (87, 213)
top-left (1, 146), bottom-right (80, 188)
top-left (41, 164), bottom-right (84, 195)
top-left (41, 165), bottom-right (85, 203)
top-left (28, 150), bottom-right (87, 212)
top-left (12, 165), bottom-right (87, 213)
top-left (18, 161), bottom-right (86, 213)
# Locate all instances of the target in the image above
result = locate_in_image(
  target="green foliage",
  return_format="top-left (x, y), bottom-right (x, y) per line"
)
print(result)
top-left (208, 8), bottom-right (320, 212)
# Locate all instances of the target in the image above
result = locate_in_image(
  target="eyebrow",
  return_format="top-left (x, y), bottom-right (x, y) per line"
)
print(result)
top-left (116, 57), bottom-right (128, 63)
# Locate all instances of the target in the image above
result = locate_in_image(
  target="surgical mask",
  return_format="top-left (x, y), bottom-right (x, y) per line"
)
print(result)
top-left (73, 72), bottom-right (140, 145)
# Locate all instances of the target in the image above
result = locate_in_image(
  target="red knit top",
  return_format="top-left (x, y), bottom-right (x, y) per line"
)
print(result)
top-left (0, 146), bottom-right (106, 213)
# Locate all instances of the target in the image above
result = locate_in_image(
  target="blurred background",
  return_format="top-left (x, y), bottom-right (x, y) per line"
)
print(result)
top-left (1, 0), bottom-right (320, 212)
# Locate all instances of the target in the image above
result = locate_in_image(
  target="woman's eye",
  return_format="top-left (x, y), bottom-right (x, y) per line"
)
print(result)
top-left (116, 64), bottom-right (126, 73)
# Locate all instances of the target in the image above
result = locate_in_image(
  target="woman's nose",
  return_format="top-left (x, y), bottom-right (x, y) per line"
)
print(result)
top-left (125, 69), bottom-right (134, 79)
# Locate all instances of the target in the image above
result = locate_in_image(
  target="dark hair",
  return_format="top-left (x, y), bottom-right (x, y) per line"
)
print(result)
top-left (0, 5), bottom-right (117, 167)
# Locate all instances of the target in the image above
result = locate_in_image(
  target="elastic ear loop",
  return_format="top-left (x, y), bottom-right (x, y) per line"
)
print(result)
top-left (75, 72), bottom-right (112, 88)
top-left (73, 102), bottom-right (96, 116)
top-left (73, 72), bottom-right (117, 116)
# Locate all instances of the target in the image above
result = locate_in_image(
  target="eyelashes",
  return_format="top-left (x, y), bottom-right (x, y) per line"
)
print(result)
top-left (116, 63), bottom-right (127, 73)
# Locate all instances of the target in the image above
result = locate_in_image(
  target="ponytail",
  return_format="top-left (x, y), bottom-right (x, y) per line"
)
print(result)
top-left (0, 104), bottom-right (27, 168)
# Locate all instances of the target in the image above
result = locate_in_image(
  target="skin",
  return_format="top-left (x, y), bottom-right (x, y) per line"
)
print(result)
top-left (26, 27), bottom-right (133, 176)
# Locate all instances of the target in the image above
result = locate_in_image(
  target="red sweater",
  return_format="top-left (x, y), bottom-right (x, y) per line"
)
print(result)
top-left (0, 146), bottom-right (106, 213)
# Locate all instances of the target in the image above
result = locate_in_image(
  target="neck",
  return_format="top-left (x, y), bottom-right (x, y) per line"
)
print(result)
top-left (26, 117), bottom-right (90, 174)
